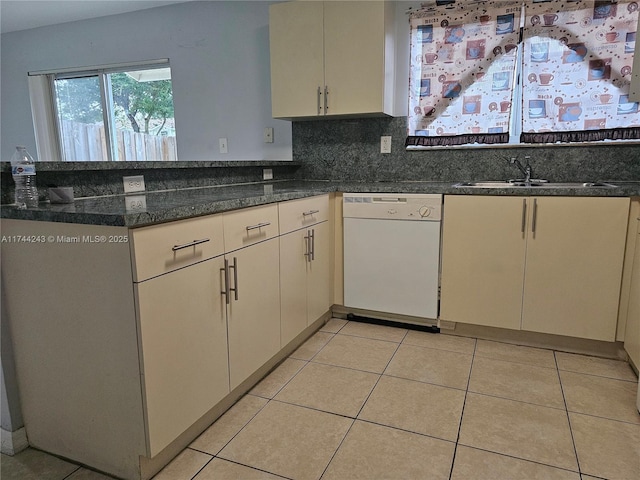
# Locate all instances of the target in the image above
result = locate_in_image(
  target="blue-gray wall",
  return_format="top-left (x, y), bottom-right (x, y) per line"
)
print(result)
top-left (0, 1), bottom-right (292, 162)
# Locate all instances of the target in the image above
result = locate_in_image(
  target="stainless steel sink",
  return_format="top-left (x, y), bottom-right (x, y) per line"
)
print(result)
top-left (453, 181), bottom-right (617, 189)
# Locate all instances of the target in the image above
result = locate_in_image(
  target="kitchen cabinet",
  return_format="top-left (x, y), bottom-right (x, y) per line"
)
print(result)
top-left (624, 216), bottom-right (640, 368)
top-left (279, 195), bottom-right (331, 346)
top-left (222, 204), bottom-right (281, 390)
top-left (441, 196), bottom-right (630, 341)
top-left (269, 1), bottom-right (396, 119)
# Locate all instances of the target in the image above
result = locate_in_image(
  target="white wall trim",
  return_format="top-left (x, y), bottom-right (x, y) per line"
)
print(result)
top-left (1, 426), bottom-right (28, 455)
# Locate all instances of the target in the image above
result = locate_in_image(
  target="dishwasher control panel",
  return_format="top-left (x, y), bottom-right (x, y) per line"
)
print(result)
top-left (343, 193), bottom-right (442, 221)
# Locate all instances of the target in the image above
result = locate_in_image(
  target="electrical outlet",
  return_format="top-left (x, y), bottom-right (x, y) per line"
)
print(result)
top-left (125, 195), bottom-right (147, 212)
top-left (264, 127), bottom-right (274, 143)
top-left (123, 175), bottom-right (145, 194)
top-left (263, 168), bottom-right (273, 180)
top-left (219, 138), bottom-right (228, 154)
top-left (381, 136), bottom-right (392, 154)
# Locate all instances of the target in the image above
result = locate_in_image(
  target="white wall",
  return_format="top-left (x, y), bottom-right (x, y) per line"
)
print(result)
top-left (0, 1), bottom-right (292, 161)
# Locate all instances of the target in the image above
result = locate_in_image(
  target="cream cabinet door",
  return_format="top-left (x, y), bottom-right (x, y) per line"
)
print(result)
top-left (307, 222), bottom-right (331, 324)
top-left (227, 237), bottom-right (281, 390)
top-left (280, 229), bottom-right (309, 346)
top-left (522, 197), bottom-right (630, 341)
top-left (323, 1), bottom-right (387, 115)
top-left (136, 256), bottom-right (229, 457)
top-left (624, 223), bottom-right (640, 367)
top-left (269, 1), bottom-right (324, 118)
top-left (440, 196), bottom-right (527, 329)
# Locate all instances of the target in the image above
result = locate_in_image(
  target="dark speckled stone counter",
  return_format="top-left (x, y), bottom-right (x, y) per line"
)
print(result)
top-left (1, 179), bottom-right (639, 228)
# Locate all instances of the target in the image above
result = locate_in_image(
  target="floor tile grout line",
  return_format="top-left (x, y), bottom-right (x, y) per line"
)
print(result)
top-left (565, 409), bottom-right (640, 427)
top-left (553, 350), bottom-right (583, 477)
top-left (464, 389), bottom-right (568, 411)
top-left (472, 352), bottom-right (559, 370)
top-left (204, 457), bottom-right (295, 480)
top-left (187, 454), bottom-right (215, 480)
top-left (61, 465), bottom-right (83, 479)
top-left (557, 368), bottom-right (639, 383)
top-left (354, 417), bottom-right (458, 445)
top-left (254, 358), bottom-right (310, 400)
top-left (447, 337), bottom-right (478, 480)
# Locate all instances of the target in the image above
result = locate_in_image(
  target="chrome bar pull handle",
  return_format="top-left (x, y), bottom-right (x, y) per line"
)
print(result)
top-left (229, 257), bottom-right (239, 301)
top-left (324, 86), bottom-right (329, 114)
top-left (246, 222), bottom-right (271, 231)
top-left (304, 231), bottom-right (311, 262)
top-left (172, 238), bottom-right (210, 251)
top-left (221, 259), bottom-right (230, 305)
top-left (532, 198), bottom-right (538, 235)
top-left (310, 228), bottom-right (315, 261)
top-left (521, 199), bottom-right (527, 234)
top-left (317, 86), bottom-right (322, 115)
top-left (303, 209), bottom-right (320, 217)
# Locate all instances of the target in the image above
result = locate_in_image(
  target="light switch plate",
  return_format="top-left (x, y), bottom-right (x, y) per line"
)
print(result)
top-left (123, 175), bottom-right (145, 194)
top-left (264, 127), bottom-right (274, 143)
top-left (219, 138), bottom-right (228, 154)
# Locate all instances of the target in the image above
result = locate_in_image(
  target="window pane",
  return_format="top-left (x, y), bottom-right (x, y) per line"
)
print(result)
top-left (110, 69), bottom-right (177, 161)
top-left (53, 76), bottom-right (108, 161)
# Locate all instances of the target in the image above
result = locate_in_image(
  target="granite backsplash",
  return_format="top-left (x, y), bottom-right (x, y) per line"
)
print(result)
top-left (292, 116), bottom-right (640, 183)
top-left (2, 116), bottom-right (639, 206)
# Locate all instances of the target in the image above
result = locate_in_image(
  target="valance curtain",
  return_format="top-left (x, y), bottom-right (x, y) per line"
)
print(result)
top-left (407, 0), bottom-right (523, 146)
top-left (521, 0), bottom-right (640, 143)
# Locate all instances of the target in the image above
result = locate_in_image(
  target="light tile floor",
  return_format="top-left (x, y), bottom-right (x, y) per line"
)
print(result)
top-left (2, 318), bottom-right (639, 480)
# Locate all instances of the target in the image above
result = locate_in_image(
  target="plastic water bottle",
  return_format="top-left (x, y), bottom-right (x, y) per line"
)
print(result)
top-left (11, 146), bottom-right (39, 209)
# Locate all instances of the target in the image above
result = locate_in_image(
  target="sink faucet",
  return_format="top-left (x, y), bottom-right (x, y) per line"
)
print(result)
top-left (509, 156), bottom-right (532, 183)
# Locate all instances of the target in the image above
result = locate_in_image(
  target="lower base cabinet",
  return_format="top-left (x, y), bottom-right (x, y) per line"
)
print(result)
top-left (226, 237), bottom-right (281, 390)
top-left (136, 256), bottom-right (230, 457)
top-left (441, 195), bottom-right (630, 341)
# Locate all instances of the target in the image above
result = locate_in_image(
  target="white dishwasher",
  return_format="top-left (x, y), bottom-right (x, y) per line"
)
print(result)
top-left (343, 193), bottom-right (442, 320)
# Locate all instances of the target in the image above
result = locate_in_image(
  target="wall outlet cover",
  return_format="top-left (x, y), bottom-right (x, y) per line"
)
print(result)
top-left (263, 168), bottom-right (273, 180)
top-left (123, 175), bottom-right (145, 194)
top-left (125, 195), bottom-right (147, 212)
top-left (381, 136), bottom-right (392, 154)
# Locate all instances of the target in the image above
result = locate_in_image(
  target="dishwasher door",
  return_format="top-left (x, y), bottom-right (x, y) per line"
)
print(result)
top-left (343, 217), bottom-right (440, 320)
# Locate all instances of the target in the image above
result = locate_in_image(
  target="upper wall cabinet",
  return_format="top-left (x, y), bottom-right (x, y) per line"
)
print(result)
top-left (269, 1), bottom-right (396, 119)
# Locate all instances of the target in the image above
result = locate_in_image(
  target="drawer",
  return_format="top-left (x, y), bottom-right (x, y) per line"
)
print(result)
top-left (223, 204), bottom-right (279, 252)
top-left (131, 214), bottom-right (224, 282)
top-left (278, 194), bottom-right (329, 234)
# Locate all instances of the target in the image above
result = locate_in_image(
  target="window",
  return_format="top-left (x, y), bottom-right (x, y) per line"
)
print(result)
top-left (407, 0), bottom-right (640, 148)
top-left (30, 60), bottom-right (177, 161)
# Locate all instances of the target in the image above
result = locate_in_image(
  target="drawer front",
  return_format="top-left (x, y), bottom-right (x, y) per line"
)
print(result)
top-left (223, 204), bottom-right (279, 252)
top-left (279, 194), bottom-right (329, 234)
top-left (131, 214), bottom-right (224, 282)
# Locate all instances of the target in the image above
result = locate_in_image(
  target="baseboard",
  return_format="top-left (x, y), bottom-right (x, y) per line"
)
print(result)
top-left (1, 426), bottom-right (28, 455)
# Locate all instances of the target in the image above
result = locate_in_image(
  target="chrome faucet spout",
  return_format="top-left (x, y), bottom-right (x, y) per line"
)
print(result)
top-left (509, 157), bottom-right (532, 183)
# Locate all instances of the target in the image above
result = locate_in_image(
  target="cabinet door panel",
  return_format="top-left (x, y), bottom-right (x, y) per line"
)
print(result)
top-left (269, 1), bottom-right (324, 118)
top-left (227, 238), bottom-right (281, 390)
top-left (280, 230), bottom-right (308, 346)
top-left (324, 1), bottom-right (386, 115)
top-left (522, 197), bottom-right (630, 341)
top-left (307, 222), bottom-right (332, 323)
top-left (624, 226), bottom-right (640, 366)
top-left (137, 257), bottom-right (229, 457)
top-left (440, 196), bottom-right (527, 329)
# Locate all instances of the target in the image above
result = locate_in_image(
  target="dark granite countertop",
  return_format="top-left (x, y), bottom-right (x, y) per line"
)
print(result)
top-left (1, 179), bottom-right (639, 227)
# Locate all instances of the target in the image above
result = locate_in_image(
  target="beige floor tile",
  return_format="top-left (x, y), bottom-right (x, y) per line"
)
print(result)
top-left (322, 420), bottom-right (455, 480)
top-left (580, 476), bottom-right (604, 480)
top-left (384, 344), bottom-right (473, 390)
top-left (320, 318), bottom-right (348, 333)
top-left (451, 446), bottom-right (580, 480)
top-left (570, 412), bottom-right (640, 480)
top-left (250, 358), bottom-right (307, 399)
top-left (290, 331), bottom-right (334, 361)
top-left (67, 468), bottom-right (117, 480)
top-left (219, 401), bottom-right (352, 480)
top-left (560, 371), bottom-right (640, 425)
top-left (475, 339), bottom-right (556, 368)
top-left (152, 448), bottom-right (212, 480)
top-left (459, 393), bottom-right (578, 471)
top-left (194, 458), bottom-right (283, 479)
top-left (338, 321), bottom-right (408, 343)
top-left (312, 334), bottom-right (398, 373)
top-left (555, 352), bottom-right (637, 381)
top-left (469, 356), bottom-right (565, 409)
top-left (403, 330), bottom-right (476, 354)
top-left (190, 394), bottom-right (268, 455)
top-left (0, 448), bottom-right (79, 480)
top-left (274, 362), bottom-right (379, 417)
top-left (358, 375), bottom-right (465, 441)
